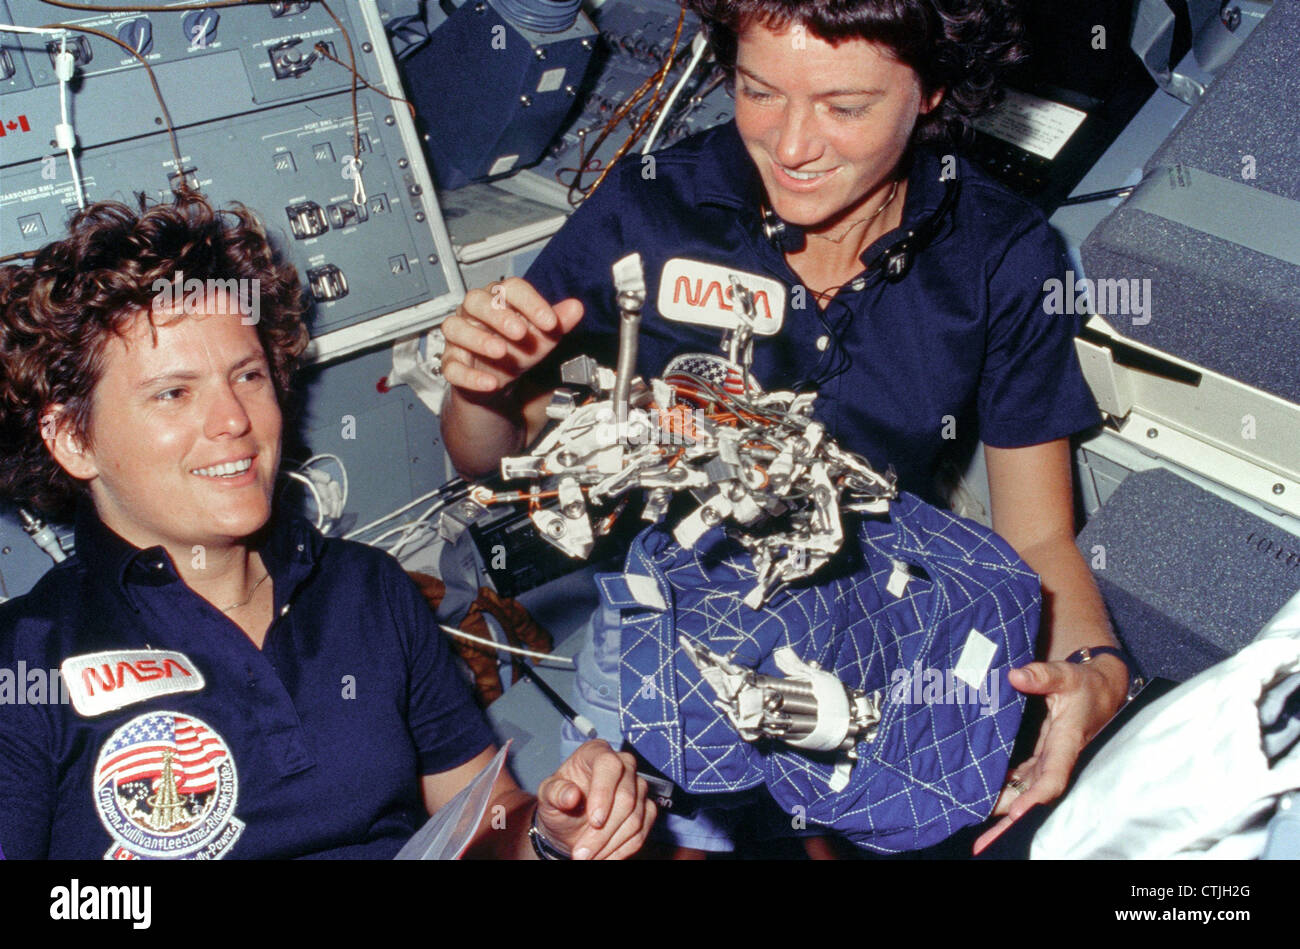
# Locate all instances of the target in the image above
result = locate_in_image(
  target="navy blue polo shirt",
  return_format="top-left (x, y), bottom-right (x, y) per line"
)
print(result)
top-left (525, 121), bottom-right (1100, 502)
top-left (0, 503), bottom-right (494, 859)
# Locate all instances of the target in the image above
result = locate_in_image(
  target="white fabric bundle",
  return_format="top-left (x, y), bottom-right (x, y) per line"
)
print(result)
top-left (1033, 589), bottom-right (1300, 859)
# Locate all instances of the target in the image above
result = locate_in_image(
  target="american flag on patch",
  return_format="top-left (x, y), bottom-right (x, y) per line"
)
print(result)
top-left (664, 354), bottom-right (754, 397)
top-left (95, 714), bottom-right (227, 795)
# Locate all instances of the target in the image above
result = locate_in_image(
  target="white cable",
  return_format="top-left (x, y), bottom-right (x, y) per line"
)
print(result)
top-left (351, 159), bottom-right (367, 207)
top-left (301, 453), bottom-right (349, 512)
top-left (366, 515), bottom-right (430, 548)
top-left (642, 30), bottom-right (709, 156)
top-left (361, 496), bottom-right (454, 551)
top-left (0, 24), bottom-right (69, 36)
top-left (282, 469), bottom-right (326, 529)
top-left (53, 41), bottom-right (75, 81)
top-left (344, 486), bottom-right (447, 540)
top-left (438, 625), bottom-right (575, 667)
top-left (55, 36), bottom-right (86, 210)
top-left (387, 498), bottom-right (446, 558)
top-left (354, 498), bottom-right (452, 550)
top-left (295, 453), bottom-right (348, 523)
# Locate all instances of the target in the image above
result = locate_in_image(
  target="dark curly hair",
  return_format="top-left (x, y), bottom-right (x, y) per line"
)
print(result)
top-left (0, 192), bottom-right (309, 519)
top-left (689, 0), bottom-right (1027, 145)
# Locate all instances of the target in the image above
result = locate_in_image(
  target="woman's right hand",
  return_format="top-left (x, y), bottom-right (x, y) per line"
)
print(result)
top-left (440, 278), bottom-right (585, 396)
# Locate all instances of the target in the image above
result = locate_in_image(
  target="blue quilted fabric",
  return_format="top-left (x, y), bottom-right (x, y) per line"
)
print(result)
top-left (605, 492), bottom-right (1041, 852)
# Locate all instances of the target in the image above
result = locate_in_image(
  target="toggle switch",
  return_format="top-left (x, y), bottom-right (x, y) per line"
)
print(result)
top-left (285, 201), bottom-right (329, 239)
top-left (307, 264), bottom-right (348, 301)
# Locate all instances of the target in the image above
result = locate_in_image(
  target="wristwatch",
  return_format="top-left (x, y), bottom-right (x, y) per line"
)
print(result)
top-left (1066, 645), bottom-right (1145, 702)
top-left (528, 807), bottom-right (571, 861)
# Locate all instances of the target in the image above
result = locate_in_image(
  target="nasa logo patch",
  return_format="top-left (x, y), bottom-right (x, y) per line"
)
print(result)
top-left (62, 649), bottom-right (205, 718)
top-left (657, 259), bottom-right (785, 334)
top-left (93, 711), bottom-right (243, 860)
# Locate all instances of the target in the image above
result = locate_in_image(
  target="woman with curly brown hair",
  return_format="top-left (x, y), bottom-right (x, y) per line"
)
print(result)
top-left (436, 0), bottom-right (1132, 856)
top-left (0, 194), bottom-right (653, 860)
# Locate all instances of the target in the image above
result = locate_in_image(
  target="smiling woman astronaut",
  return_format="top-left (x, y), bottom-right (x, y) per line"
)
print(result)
top-left (0, 194), bottom-right (654, 860)
top-left (438, 0), bottom-right (1138, 855)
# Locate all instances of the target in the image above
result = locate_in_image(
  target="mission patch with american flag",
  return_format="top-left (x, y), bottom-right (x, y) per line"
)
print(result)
top-left (93, 711), bottom-right (243, 859)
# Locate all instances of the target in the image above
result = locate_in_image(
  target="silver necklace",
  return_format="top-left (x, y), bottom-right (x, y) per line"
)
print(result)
top-left (220, 570), bottom-right (270, 612)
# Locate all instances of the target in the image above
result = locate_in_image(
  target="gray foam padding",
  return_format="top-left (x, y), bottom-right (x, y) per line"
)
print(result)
top-left (1080, 3), bottom-right (1300, 405)
top-left (1076, 468), bottom-right (1300, 682)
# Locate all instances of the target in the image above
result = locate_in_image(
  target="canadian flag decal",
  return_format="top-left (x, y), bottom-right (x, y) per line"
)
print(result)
top-left (0, 115), bottom-right (32, 136)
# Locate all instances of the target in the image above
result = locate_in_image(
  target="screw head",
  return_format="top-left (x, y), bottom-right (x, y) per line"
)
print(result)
top-left (1274, 483), bottom-right (1286, 495)
top-left (1146, 427), bottom-right (1159, 439)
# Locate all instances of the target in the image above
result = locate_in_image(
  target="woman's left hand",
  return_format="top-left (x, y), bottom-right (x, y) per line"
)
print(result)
top-left (535, 739), bottom-right (656, 859)
top-left (972, 656), bottom-right (1127, 855)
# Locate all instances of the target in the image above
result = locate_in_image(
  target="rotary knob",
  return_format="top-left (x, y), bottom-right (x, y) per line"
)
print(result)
top-left (116, 18), bottom-right (153, 56)
top-left (183, 9), bottom-right (220, 49)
